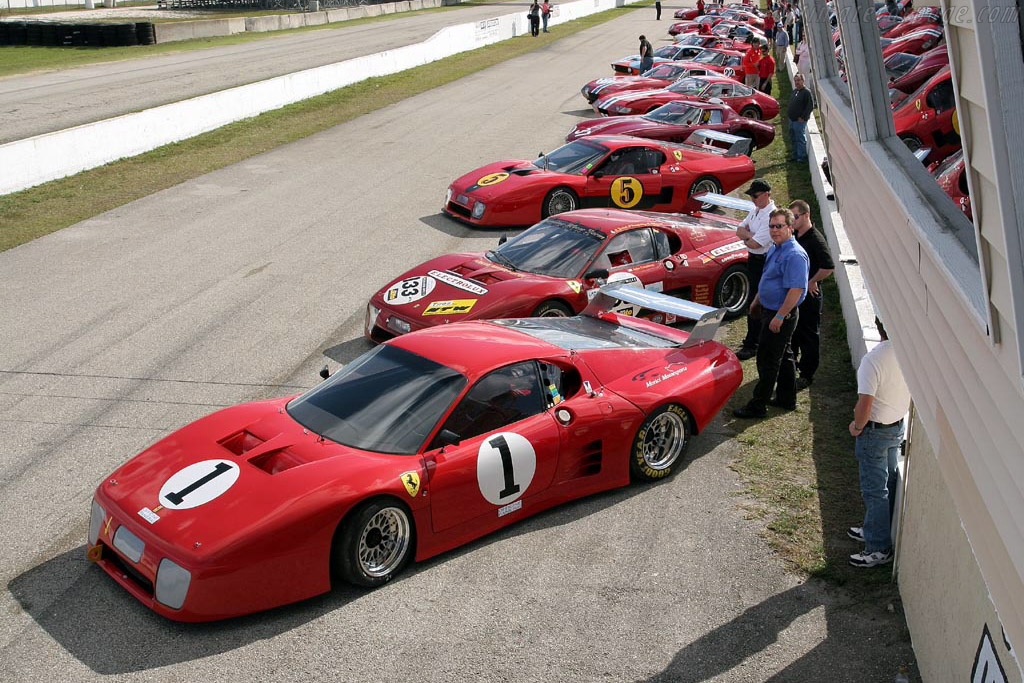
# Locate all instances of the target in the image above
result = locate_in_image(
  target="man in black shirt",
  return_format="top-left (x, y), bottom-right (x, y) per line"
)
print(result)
top-left (787, 73), bottom-right (815, 162)
top-left (639, 35), bottom-right (654, 73)
top-left (789, 200), bottom-right (834, 387)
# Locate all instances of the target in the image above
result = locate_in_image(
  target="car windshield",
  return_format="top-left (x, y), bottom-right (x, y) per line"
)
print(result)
top-left (286, 345), bottom-right (467, 455)
top-left (488, 217), bottom-right (606, 278)
top-left (644, 102), bottom-right (701, 124)
top-left (676, 34), bottom-right (704, 45)
top-left (931, 149), bottom-right (963, 177)
top-left (692, 50), bottom-right (725, 64)
top-left (539, 140), bottom-right (609, 174)
top-left (654, 45), bottom-right (679, 58)
top-left (667, 77), bottom-right (707, 94)
top-left (886, 52), bottom-right (920, 78)
top-left (644, 63), bottom-right (684, 79)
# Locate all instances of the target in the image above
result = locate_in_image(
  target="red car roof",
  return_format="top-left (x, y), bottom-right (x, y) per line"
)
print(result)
top-left (390, 321), bottom-right (562, 376)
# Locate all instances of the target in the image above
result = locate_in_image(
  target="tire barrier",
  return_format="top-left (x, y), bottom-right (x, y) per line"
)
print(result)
top-left (0, 21), bottom-right (157, 47)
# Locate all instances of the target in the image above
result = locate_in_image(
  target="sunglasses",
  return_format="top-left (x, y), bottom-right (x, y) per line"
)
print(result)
top-left (769, 222), bottom-right (789, 228)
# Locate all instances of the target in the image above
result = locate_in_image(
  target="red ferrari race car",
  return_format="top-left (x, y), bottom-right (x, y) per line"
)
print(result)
top-left (884, 6), bottom-right (941, 38)
top-left (583, 63), bottom-right (692, 103)
top-left (675, 4), bottom-right (724, 20)
top-left (882, 27), bottom-right (944, 59)
top-left (885, 45), bottom-right (949, 94)
top-left (441, 132), bottom-right (755, 227)
top-left (711, 21), bottom-right (766, 45)
top-left (594, 74), bottom-right (779, 120)
top-left (930, 149), bottom-right (971, 221)
top-left (567, 100), bottom-right (775, 149)
top-left (611, 42), bottom-right (713, 75)
top-left (368, 207), bottom-right (753, 341)
top-left (88, 286), bottom-right (742, 621)
top-left (893, 67), bottom-right (960, 163)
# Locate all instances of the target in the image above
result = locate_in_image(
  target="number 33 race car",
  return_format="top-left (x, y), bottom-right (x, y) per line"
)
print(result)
top-left (86, 287), bottom-right (741, 621)
top-left (367, 207), bottom-right (752, 342)
top-left (442, 131), bottom-right (755, 227)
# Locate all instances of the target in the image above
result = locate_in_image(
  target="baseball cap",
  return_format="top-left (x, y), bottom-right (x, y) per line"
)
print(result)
top-left (744, 178), bottom-right (772, 195)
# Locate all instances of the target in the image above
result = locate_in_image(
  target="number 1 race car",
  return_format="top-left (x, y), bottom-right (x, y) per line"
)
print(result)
top-left (368, 206), bottom-right (752, 341)
top-left (87, 286), bottom-right (742, 621)
top-left (442, 132), bottom-right (755, 227)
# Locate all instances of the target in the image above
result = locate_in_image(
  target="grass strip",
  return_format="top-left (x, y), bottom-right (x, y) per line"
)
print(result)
top-left (721, 72), bottom-right (894, 588)
top-left (0, 3), bottom-right (645, 253)
top-left (0, 1), bottom-right (515, 78)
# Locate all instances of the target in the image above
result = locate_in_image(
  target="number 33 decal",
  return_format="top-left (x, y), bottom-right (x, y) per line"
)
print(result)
top-left (477, 433), bottom-right (536, 505)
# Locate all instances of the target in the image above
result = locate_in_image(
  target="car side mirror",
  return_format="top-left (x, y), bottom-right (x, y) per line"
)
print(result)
top-left (584, 268), bottom-right (609, 280)
top-left (437, 429), bottom-right (461, 447)
top-left (592, 171), bottom-right (604, 179)
top-left (319, 364), bottom-right (331, 380)
top-left (498, 233), bottom-right (508, 246)
top-left (538, 151), bottom-right (545, 157)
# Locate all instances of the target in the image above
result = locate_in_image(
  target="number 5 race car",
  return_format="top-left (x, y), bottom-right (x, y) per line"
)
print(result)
top-left (87, 287), bottom-right (742, 621)
top-left (442, 131), bottom-right (755, 227)
top-left (367, 206), bottom-right (752, 342)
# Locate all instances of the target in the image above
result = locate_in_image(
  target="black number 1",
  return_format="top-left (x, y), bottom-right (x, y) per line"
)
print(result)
top-left (165, 462), bottom-right (232, 505)
top-left (488, 435), bottom-right (520, 499)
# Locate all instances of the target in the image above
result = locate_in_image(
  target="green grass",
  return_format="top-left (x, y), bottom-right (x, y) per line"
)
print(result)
top-left (0, 3), bottom-right (644, 253)
top-left (0, 0), bottom-right (517, 78)
top-left (722, 71), bottom-right (895, 587)
top-left (0, 1), bottom-right (152, 15)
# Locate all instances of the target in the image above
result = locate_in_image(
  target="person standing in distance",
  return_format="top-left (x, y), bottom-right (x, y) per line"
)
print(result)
top-left (789, 200), bottom-right (834, 387)
top-left (733, 209), bottom-right (809, 419)
top-left (697, 0), bottom-right (706, 16)
top-left (788, 73), bottom-right (814, 162)
top-left (742, 41), bottom-right (762, 88)
top-left (655, 0), bottom-right (662, 20)
top-left (734, 179), bottom-right (776, 361)
top-left (541, 0), bottom-right (552, 32)
top-left (638, 34), bottom-right (654, 74)
top-left (774, 23), bottom-right (789, 68)
top-left (847, 317), bottom-right (912, 568)
top-left (758, 44), bottom-right (776, 94)
top-left (528, 1), bottom-right (541, 37)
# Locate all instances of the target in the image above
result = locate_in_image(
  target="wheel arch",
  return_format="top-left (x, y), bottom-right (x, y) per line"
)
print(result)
top-left (329, 493), bottom-right (419, 583)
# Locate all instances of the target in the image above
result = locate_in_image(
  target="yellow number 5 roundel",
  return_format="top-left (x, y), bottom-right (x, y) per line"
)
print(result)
top-left (477, 172), bottom-right (510, 186)
top-left (610, 177), bottom-right (644, 209)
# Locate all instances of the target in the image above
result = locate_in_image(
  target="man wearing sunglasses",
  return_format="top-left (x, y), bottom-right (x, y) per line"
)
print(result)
top-left (733, 208), bottom-right (809, 419)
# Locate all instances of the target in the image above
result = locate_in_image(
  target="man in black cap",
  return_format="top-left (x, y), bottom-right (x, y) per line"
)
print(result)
top-left (734, 178), bottom-right (776, 360)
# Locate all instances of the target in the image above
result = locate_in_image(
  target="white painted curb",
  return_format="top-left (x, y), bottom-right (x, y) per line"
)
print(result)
top-left (0, 0), bottom-right (638, 196)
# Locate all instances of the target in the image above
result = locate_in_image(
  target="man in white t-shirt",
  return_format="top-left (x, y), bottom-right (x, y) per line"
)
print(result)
top-left (734, 178), bottom-right (776, 360)
top-left (847, 317), bottom-right (912, 568)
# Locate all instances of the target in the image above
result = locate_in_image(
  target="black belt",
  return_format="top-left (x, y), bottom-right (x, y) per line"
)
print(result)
top-left (865, 418), bottom-right (903, 429)
top-left (748, 253), bottom-right (767, 261)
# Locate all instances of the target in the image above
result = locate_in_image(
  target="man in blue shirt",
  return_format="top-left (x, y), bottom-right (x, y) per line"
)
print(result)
top-left (734, 208), bottom-right (809, 418)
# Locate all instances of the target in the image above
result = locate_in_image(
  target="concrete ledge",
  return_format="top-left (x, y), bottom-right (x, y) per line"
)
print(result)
top-left (154, 17), bottom-right (246, 43)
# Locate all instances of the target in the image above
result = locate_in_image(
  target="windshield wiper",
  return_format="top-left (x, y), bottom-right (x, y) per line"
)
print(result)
top-left (486, 250), bottom-right (518, 271)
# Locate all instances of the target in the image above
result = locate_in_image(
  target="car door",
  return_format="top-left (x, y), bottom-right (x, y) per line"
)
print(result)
top-left (426, 360), bottom-right (561, 533)
top-left (922, 76), bottom-right (959, 153)
top-left (590, 227), bottom-right (671, 295)
top-left (583, 146), bottom-right (665, 210)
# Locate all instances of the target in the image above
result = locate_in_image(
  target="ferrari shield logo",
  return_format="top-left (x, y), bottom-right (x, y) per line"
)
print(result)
top-left (401, 471), bottom-right (421, 498)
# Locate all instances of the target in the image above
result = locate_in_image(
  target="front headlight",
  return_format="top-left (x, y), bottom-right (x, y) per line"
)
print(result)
top-left (367, 302), bottom-right (381, 325)
top-left (387, 316), bottom-right (412, 335)
top-left (89, 499), bottom-right (105, 545)
top-left (155, 558), bottom-right (192, 610)
top-left (471, 201), bottom-right (486, 219)
top-left (445, 188), bottom-right (453, 205)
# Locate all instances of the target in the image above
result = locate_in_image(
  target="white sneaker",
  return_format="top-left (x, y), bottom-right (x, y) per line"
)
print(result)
top-left (847, 526), bottom-right (864, 542)
top-left (849, 549), bottom-right (893, 568)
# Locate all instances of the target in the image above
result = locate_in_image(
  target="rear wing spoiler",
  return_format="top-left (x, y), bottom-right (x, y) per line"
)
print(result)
top-left (913, 147), bottom-right (932, 163)
top-left (682, 129), bottom-right (754, 157)
top-left (583, 283), bottom-right (727, 348)
top-left (691, 191), bottom-right (755, 213)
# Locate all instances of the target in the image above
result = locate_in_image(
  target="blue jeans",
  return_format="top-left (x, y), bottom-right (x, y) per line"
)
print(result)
top-left (788, 119), bottom-right (807, 161)
top-left (856, 422), bottom-right (905, 553)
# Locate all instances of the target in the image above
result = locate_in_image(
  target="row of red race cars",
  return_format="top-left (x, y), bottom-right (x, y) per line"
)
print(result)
top-left (85, 3), bottom-right (784, 622)
top-left (830, 2), bottom-right (970, 219)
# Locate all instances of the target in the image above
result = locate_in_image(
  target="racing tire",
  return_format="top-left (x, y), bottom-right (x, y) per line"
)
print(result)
top-left (334, 498), bottom-right (414, 588)
top-left (899, 134), bottom-right (924, 153)
top-left (713, 264), bottom-right (751, 319)
top-left (543, 187), bottom-right (579, 217)
top-left (630, 404), bottom-right (692, 481)
top-left (739, 105), bottom-right (762, 120)
top-left (532, 299), bottom-right (574, 317)
top-left (688, 175), bottom-right (723, 210)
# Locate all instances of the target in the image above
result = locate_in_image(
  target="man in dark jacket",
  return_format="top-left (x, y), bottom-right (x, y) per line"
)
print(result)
top-left (789, 200), bottom-right (834, 387)
top-left (638, 35), bottom-right (654, 73)
top-left (787, 73), bottom-right (814, 162)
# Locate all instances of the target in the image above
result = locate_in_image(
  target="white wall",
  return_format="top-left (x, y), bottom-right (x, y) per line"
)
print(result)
top-left (0, 0), bottom-right (637, 196)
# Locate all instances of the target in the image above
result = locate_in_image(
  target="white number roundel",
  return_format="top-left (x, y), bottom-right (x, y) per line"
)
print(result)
top-left (477, 432), bottom-right (536, 506)
top-left (607, 271), bottom-right (644, 314)
top-left (384, 275), bottom-right (436, 305)
top-left (158, 459), bottom-right (240, 510)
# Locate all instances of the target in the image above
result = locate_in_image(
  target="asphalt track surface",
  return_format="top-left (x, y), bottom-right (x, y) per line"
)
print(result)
top-left (0, 0), bottom-right (524, 144)
top-left (0, 6), bottom-right (917, 681)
